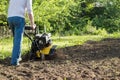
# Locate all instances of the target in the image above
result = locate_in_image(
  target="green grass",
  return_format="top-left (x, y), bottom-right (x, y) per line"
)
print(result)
top-left (52, 35), bottom-right (103, 48)
top-left (0, 37), bottom-right (31, 59)
top-left (0, 32), bottom-right (120, 59)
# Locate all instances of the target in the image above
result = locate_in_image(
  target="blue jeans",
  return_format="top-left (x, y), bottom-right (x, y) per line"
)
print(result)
top-left (8, 16), bottom-right (25, 65)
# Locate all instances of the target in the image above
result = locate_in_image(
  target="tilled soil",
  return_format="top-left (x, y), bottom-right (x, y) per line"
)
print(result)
top-left (0, 38), bottom-right (120, 80)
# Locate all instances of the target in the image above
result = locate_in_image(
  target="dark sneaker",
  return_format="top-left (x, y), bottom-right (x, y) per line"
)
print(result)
top-left (11, 63), bottom-right (20, 66)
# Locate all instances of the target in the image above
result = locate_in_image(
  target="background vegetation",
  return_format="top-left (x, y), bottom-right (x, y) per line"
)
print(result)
top-left (0, 0), bottom-right (120, 37)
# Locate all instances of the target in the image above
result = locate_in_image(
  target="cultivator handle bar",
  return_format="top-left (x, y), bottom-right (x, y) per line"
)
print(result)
top-left (24, 25), bottom-right (38, 41)
top-left (25, 25), bottom-right (33, 30)
top-left (25, 25), bottom-right (38, 34)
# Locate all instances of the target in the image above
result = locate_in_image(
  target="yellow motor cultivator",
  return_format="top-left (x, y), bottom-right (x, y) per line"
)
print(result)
top-left (24, 26), bottom-right (57, 60)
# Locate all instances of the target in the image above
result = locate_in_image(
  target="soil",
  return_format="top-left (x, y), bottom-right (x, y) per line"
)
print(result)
top-left (0, 38), bottom-right (120, 80)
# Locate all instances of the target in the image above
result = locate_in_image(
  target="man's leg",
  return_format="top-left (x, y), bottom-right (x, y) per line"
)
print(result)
top-left (8, 17), bottom-right (25, 65)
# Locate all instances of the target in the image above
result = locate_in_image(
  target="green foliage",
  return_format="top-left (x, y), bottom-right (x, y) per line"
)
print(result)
top-left (0, 0), bottom-right (8, 26)
top-left (0, 0), bottom-right (120, 36)
top-left (91, 0), bottom-right (120, 33)
top-left (33, 0), bottom-right (74, 33)
top-left (82, 20), bottom-right (108, 35)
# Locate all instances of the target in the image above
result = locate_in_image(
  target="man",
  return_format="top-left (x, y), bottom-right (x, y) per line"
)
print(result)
top-left (7, 0), bottom-right (36, 66)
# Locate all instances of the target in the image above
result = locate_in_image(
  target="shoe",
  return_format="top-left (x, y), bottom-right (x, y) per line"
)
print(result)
top-left (18, 58), bottom-right (22, 62)
top-left (11, 63), bottom-right (20, 66)
top-left (10, 58), bottom-right (21, 66)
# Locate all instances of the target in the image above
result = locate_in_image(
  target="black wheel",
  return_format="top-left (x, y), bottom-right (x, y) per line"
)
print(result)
top-left (29, 51), bottom-right (35, 60)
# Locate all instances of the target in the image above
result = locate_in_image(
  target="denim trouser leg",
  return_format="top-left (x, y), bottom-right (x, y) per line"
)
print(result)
top-left (8, 17), bottom-right (25, 65)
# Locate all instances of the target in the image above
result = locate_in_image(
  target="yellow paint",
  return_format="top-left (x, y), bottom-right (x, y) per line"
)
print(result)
top-left (36, 45), bottom-right (52, 57)
top-left (40, 45), bottom-right (52, 55)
